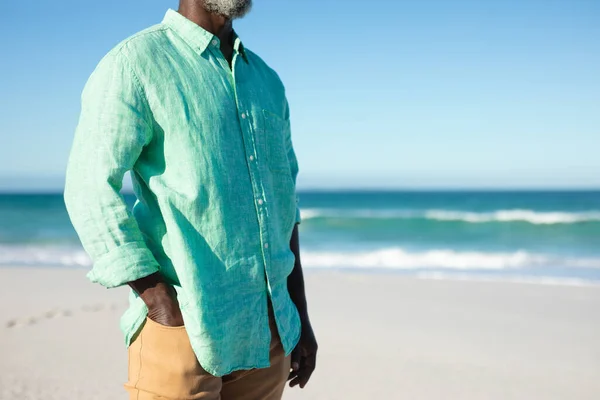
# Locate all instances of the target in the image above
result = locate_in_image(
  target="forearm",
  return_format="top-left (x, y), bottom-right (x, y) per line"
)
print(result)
top-left (288, 223), bottom-right (309, 323)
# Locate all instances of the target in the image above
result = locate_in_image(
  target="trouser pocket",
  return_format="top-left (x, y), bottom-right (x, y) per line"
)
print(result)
top-left (124, 318), bottom-right (221, 399)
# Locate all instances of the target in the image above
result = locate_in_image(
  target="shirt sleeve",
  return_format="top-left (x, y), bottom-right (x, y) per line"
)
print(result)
top-left (63, 49), bottom-right (160, 288)
top-left (283, 98), bottom-right (301, 224)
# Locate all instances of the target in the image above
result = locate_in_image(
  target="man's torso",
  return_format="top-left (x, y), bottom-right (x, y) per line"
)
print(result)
top-left (93, 10), bottom-right (301, 376)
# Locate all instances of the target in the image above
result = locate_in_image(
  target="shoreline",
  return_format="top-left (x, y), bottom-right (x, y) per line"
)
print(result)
top-left (2, 264), bottom-right (600, 288)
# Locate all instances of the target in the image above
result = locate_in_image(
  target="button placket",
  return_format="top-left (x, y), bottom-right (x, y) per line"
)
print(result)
top-left (236, 107), bottom-right (271, 269)
top-left (232, 68), bottom-right (271, 285)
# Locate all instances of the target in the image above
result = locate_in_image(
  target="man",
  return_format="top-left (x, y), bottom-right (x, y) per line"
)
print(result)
top-left (63, 0), bottom-right (317, 398)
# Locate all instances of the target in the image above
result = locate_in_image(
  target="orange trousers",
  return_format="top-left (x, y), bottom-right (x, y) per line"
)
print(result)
top-left (124, 310), bottom-right (291, 400)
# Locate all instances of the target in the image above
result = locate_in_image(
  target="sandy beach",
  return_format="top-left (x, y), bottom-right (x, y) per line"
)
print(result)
top-left (1, 267), bottom-right (599, 399)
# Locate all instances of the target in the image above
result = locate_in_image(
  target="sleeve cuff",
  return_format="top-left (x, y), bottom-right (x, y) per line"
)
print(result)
top-left (86, 241), bottom-right (160, 288)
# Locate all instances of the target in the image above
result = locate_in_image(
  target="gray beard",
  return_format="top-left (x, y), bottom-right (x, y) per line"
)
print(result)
top-left (202, 0), bottom-right (253, 19)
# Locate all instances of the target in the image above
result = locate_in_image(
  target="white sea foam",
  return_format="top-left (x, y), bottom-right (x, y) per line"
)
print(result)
top-left (0, 245), bottom-right (91, 267)
top-left (2, 245), bottom-right (600, 288)
top-left (300, 208), bottom-right (600, 225)
top-left (425, 209), bottom-right (600, 224)
top-left (301, 248), bottom-right (600, 270)
top-left (300, 209), bottom-right (416, 220)
top-left (298, 209), bottom-right (325, 220)
top-left (415, 272), bottom-right (600, 287)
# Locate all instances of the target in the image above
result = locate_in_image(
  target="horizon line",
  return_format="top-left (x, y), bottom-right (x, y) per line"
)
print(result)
top-left (1, 187), bottom-right (600, 195)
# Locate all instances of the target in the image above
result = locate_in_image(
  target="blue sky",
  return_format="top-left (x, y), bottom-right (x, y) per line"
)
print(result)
top-left (1, 0), bottom-right (598, 190)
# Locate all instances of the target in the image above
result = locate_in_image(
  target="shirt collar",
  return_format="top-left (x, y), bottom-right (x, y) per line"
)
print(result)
top-left (162, 9), bottom-right (248, 62)
top-left (233, 32), bottom-right (248, 62)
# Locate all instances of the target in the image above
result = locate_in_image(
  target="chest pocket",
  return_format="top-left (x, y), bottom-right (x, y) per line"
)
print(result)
top-left (260, 109), bottom-right (290, 175)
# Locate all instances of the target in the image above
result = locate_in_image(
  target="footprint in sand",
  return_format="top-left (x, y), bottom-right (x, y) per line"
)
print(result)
top-left (4, 302), bottom-right (126, 329)
top-left (82, 304), bottom-right (104, 312)
top-left (4, 316), bottom-right (38, 328)
top-left (44, 309), bottom-right (60, 319)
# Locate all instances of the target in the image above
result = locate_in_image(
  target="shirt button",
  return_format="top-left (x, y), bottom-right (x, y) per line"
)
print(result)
top-left (241, 113), bottom-right (247, 119)
top-left (249, 155), bottom-right (254, 161)
top-left (258, 199), bottom-right (264, 205)
top-left (211, 39), bottom-right (218, 46)
top-left (264, 243), bottom-right (269, 249)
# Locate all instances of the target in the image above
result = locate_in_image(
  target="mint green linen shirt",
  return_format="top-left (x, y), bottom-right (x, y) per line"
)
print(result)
top-left (64, 9), bottom-right (301, 377)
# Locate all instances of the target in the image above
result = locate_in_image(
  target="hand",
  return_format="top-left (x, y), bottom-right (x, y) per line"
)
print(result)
top-left (288, 319), bottom-right (318, 388)
top-left (141, 282), bottom-right (184, 327)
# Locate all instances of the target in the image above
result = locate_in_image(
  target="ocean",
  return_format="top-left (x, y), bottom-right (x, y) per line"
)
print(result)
top-left (1, 190), bottom-right (600, 285)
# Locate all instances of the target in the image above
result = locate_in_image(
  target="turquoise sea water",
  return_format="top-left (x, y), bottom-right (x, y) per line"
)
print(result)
top-left (1, 191), bottom-right (600, 285)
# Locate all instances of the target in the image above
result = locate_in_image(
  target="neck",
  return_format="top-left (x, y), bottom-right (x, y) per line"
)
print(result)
top-left (177, 1), bottom-right (234, 45)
